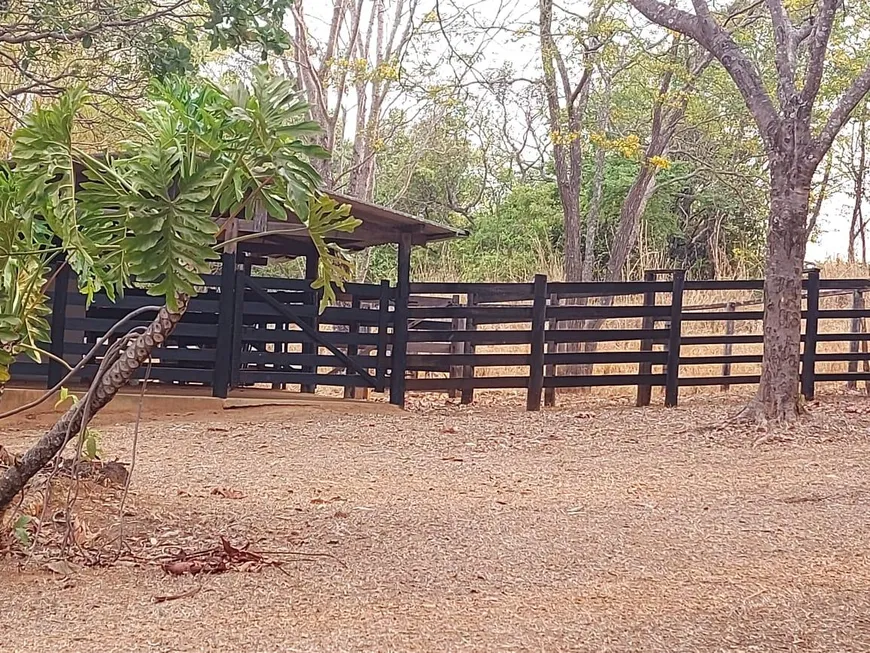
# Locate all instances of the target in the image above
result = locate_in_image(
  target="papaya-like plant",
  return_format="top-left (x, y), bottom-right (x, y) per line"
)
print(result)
top-left (0, 66), bottom-right (358, 510)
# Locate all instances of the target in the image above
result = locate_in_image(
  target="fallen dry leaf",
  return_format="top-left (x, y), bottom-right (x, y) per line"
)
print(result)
top-left (45, 560), bottom-right (76, 577)
top-left (162, 560), bottom-right (203, 576)
top-left (70, 515), bottom-right (94, 547)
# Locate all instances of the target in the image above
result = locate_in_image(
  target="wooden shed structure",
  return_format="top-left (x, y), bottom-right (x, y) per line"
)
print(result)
top-left (16, 192), bottom-right (463, 407)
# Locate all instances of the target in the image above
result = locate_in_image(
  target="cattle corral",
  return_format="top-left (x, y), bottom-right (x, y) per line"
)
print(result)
top-left (1, 392), bottom-right (869, 652)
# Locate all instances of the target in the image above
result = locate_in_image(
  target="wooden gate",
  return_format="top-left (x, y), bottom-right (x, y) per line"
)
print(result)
top-left (219, 272), bottom-right (393, 395)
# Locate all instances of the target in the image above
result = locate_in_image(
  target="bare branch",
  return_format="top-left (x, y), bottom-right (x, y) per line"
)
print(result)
top-left (629, 0), bottom-right (780, 149)
top-left (764, 0), bottom-right (797, 105)
top-left (801, 0), bottom-right (843, 113)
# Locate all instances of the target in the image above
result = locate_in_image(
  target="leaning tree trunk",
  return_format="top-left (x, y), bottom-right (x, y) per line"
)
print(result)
top-left (0, 297), bottom-right (189, 512)
top-left (749, 169), bottom-right (810, 422)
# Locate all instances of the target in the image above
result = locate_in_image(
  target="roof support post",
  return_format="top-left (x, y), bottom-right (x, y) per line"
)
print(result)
top-left (390, 231), bottom-right (412, 407)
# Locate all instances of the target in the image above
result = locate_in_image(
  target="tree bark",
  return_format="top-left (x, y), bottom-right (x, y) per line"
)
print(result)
top-left (582, 77), bottom-right (611, 283)
top-left (605, 165), bottom-right (659, 282)
top-left (749, 167), bottom-right (809, 421)
top-left (538, 0), bottom-right (591, 282)
top-left (0, 298), bottom-right (189, 512)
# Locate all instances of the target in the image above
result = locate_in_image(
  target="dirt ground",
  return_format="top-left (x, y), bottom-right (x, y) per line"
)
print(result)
top-left (2, 391), bottom-right (870, 652)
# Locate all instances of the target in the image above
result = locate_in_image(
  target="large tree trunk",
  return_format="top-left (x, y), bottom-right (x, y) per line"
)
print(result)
top-left (749, 168), bottom-right (810, 422)
top-left (0, 298), bottom-right (188, 512)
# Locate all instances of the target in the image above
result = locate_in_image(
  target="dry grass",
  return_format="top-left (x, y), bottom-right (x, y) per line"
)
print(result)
top-left (2, 393), bottom-right (870, 651)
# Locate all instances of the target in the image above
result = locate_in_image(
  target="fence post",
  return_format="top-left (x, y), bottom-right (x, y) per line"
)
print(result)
top-left (801, 268), bottom-right (821, 401)
top-left (544, 293), bottom-right (558, 407)
top-left (390, 232), bottom-right (412, 407)
top-left (720, 301), bottom-right (736, 392)
top-left (344, 294), bottom-right (362, 399)
top-left (213, 252), bottom-right (237, 398)
top-left (636, 270), bottom-right (657, 407)
top-left (230, 268), bottom-right (246, 389)
top-left (461, 292), bottom-right (477, 405)
top-left (301, 252), bottom-right (320, 394)
top-left (664, 270), bottom-right (685, 407)
top-left (375, 280), bottom-right (391, 393)
top-left (47, 263), bottom-right (71, 389)
top-left (449, 294), bottom-right (462, 399)
top-left (527, 274), bottom-right (548, 411)
top-left (848, 290), bottom-right (863, 390)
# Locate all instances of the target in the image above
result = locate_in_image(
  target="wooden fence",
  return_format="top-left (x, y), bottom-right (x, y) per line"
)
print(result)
top-left (13, 266), bottom-right (870, 411)
top-left (400, 269), bottom-right (870, 410)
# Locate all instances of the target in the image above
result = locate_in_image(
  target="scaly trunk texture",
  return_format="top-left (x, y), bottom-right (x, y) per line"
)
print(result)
top-left (0, 298), bottom-right (189, 512)
top-left (750, 169), bottom-right (809, 422)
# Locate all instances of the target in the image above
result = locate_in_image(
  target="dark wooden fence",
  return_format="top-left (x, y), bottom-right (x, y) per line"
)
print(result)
top-left (16, 261), bottom-right (395, 400)
top-left (398, 269), bottom-right (870, 410)
top-left (14, 266), bottom-right (870, 411)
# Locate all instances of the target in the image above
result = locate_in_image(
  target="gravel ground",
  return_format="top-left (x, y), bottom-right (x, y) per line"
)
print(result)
top-left (2, 392), bottom-right (870, 652)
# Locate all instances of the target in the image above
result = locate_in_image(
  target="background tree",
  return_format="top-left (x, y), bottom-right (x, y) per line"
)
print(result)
top-left (538, 0), bottom-right (598, 282)
top-left (286, 0), bottom-right (427, 198)
top-left (0, 0), bottom-right (294, 145)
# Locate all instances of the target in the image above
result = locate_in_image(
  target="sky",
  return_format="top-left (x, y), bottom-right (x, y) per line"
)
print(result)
top-left (809, 193), bottom-right (853, 262)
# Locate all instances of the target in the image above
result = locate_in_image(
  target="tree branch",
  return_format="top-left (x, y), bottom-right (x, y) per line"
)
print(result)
top-left (764, 0), bottom-right (797, 106)
top-left (801, 0), bottom-right (842, 113)
top-left (0, 0), bottom-right (193, 45)
top-left (629, 0), bottom-right (780, 149)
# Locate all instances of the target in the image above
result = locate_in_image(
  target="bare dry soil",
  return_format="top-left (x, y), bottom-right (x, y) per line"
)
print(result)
top-left (2, 393), bottom-right (870, 652)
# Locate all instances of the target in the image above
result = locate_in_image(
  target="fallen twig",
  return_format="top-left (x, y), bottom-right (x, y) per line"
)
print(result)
top-left (152, 584), bottom-right (203, 603)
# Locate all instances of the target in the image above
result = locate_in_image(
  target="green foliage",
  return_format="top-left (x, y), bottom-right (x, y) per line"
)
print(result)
top-left (0, 166), bottom-right (53, 383)
top-left (0, 66), bottom-right (354, 387)
top-left (449, 183), bottom-right (563, 281)
top-left (374, 107), bottom-right (483, 225)
top-left (0, 0), bottom-right (296, 101)
top-left (13, 89), bottom-right (128, 301)
top-left (205, 0), bottom-right (294, 56)
top-left (305, 196), bottom-right (361, 308)
top-left (380, 154), bottom-right (767, 282)
top-left (73, 65), bottom-right (349, 309)
top-left (12, 515), bottom-right (32, 548)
